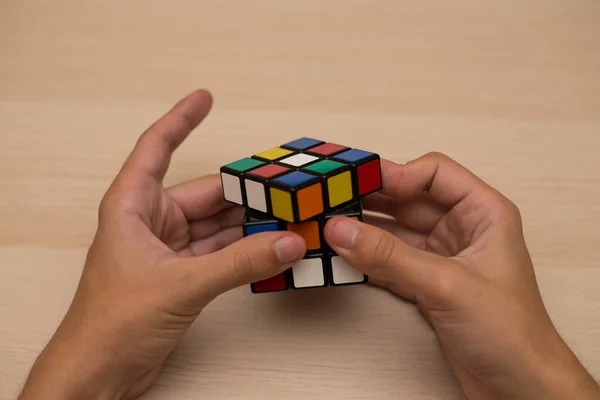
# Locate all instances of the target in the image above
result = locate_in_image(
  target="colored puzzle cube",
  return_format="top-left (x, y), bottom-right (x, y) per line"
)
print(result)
top-left (222, 138), bottom-right (380, 293)
top-left (269, 171), bottom-right (324, 223)
top-left (331, 149), bottom-right (382, 197)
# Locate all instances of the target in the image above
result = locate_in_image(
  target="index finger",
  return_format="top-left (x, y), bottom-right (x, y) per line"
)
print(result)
top-left (380, 152), bottom-right (495, 208)
top-left (120, 89), bottom-right (213, 182)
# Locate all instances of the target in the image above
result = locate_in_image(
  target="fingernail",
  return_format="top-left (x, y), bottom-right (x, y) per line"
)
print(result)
top-left (330, 217), bottom-right (359, 249)
top-left (274, 236), bottom-right (304, 264)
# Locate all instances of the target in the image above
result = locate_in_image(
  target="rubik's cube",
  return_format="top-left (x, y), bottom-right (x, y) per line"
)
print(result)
top-left (220, 137), bottom-right (382, 293)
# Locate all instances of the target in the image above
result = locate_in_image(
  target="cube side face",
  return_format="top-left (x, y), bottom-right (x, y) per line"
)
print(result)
top-left (290, 256), bottom-right (328, 289)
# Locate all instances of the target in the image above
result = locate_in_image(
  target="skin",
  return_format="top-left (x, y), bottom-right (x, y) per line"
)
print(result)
top-left (18, 89), bottom-right (599, 400)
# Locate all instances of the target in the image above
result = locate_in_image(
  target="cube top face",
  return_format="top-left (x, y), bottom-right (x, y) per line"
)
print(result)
top-left (273, 170), bottom-right (319, 188)
top-left (281, 137), bottom-right (324, 151)
top-left (332, 148), bottom-right (375, 163)
top-left (253, 147), bottom-right (294, 161)
top-left (306, 143), bottom-right (349, 156)
top-left (223, 157), bottom-right (265, 173)
top-left (246, 164), bottom-right (290, 179)
top-left (279, 153), bottom-right (319, 167)
top-left (303, 159), bottom-right (347, 175)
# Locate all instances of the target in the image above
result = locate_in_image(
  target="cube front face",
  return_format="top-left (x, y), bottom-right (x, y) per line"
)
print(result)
top-left (223, 138), bottom-right (380, 293)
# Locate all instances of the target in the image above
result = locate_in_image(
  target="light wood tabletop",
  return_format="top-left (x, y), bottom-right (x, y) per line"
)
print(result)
top-left (1, 1), bottom-right (599, 399)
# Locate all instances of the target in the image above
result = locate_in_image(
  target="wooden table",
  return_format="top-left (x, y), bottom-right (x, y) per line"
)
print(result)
top-left (1, 1), bottom-right (599, 398)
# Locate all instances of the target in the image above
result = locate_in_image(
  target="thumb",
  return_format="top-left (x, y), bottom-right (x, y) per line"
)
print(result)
top-left (184, 231), bottom-right (306, 301)
top-left (324, 216), bottom-right (453, 302)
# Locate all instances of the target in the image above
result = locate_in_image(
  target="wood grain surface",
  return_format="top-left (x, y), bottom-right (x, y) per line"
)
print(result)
top-left (1, 1), bottom-right (599, 399)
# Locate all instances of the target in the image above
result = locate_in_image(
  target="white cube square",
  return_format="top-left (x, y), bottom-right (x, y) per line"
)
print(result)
top-left (221, 172), bottom-right (243, 205)
top-left (244, 179), bottom-right (267, 213)
top-left (331, 256), bottom-right (364, 284)
top-left (292, 258), bottom-right (325, 288)
top-left (280, 153), bottom-right (319, 167)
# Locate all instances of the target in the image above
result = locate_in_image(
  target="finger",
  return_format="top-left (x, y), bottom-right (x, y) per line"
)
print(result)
top-left (188, 206), bottom-right (245, 241)
top-left (181, 231), bottom-right (306, 302)
top-left (381, 154), bottom-right (493, 209)
top-left (121, 89), bottom-right (213, 182)
top-left (167, 174), bottom-right (235, 221)
top-left (362, 192), bottom-right (446, 233)
top-left (324, 216), bottom-right (455, 303)
top-left (362, 213), bottom-right (427, 249)
top-left (187, 226), bottom-right (243, 256)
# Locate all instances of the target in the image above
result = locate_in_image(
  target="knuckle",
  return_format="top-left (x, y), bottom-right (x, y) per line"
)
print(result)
top-left (430, 267), bottom-right (460, 300)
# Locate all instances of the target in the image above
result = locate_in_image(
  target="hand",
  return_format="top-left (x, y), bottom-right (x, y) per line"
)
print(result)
top-left (324, 154), bottom-right (600, 400)
top-left (18, 89), bottom-right (306, 400)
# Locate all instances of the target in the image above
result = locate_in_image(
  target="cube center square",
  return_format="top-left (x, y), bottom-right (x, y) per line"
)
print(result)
top-left (279, 153), bottom-right (319, 167)
top-left (269, 171), bottom-right (323, 223)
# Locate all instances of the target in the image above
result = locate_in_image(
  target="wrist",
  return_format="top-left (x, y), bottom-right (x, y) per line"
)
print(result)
top-left (519, 328), bottom-right (599, 400)
top-left (19, 327), bottom-right (128, 400)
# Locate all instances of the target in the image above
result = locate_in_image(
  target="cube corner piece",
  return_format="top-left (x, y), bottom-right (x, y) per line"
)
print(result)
top-left (331, 149), bottom-right (383, 198)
